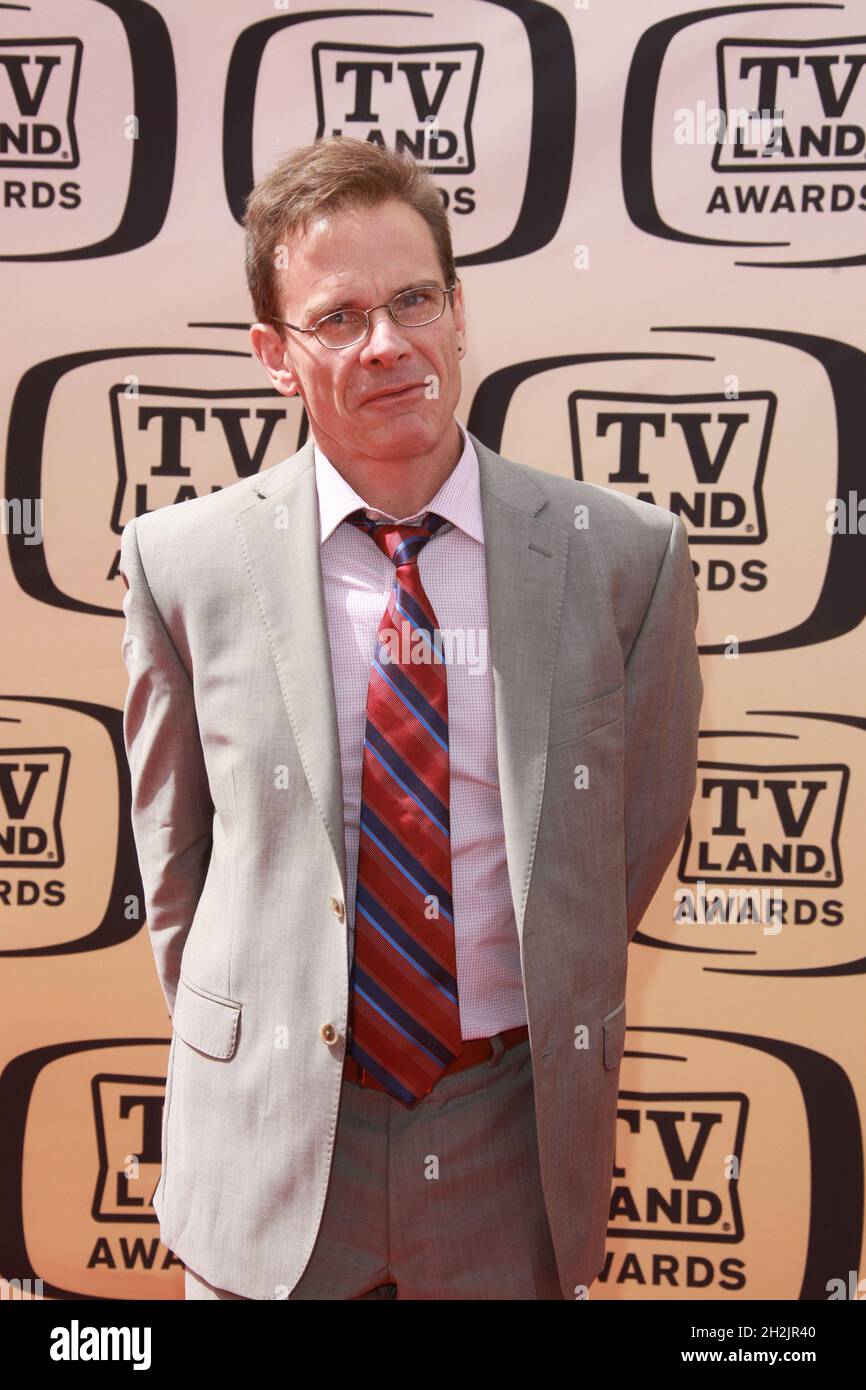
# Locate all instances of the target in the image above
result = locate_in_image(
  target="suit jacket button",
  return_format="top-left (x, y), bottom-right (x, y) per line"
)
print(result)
top-left (330, 896), bottom-right (345, 921)
top-left (319, 1022), bottom-right (338, 1044)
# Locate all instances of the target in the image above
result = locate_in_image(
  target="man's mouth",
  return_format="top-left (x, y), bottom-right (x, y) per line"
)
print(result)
top-left (362, 382), bottom-right (426, 405)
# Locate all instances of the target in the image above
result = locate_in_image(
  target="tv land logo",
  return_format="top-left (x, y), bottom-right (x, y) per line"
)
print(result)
top-left (570, 390), bottom-right (771, 550)
top-left (223, 3), bottom-right (574, 258)
top-left (627, 707), bottom-right (864, 975)
top-left (313, 42), bottom-right (482, 178)
top-left (91, 1069), bottom-right (164, 1223)
top-left (108, 383), bottom-right (299, 531)
top-left (0, 39), bottom-right (81, 172)
top-left (0, 10), bottom-right (175, 258)
top-left (598, 1028), bottom-right (862, 1298)
top-left (6, 350), bottom-right (306, 614)
top-left (0, 1040), bottom-right (182, 1297)
top-left (608, 1091), bottom-right (745, 1257)
top-left (624, 12), bottom-right (866, 266)
top-left (680, 760), bottom-right (847, 890)
top-left (0, 746), bottom-right (68, 872)
top-left (468, 324), bottom-right (866, 653)
top-left (0, 697), bottom-right (143, 957)
top-left (711, 38), bottom-right (866, 175)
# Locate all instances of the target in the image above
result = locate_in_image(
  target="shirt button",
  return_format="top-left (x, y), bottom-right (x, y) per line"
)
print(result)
top-left (319, 1022), bottom-right (338, 1045)
top-left (330, 896), bottom-right (345, 921)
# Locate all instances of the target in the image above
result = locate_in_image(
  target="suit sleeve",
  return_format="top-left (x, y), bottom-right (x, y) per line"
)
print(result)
top-left (624, 514), bottom-right (703, 942)
top-left (119, 517), bottom-right (214, 1017)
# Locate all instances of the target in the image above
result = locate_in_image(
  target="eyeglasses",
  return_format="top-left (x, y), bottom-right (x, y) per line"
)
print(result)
top-left (276, 281), bottom-right (458, 350)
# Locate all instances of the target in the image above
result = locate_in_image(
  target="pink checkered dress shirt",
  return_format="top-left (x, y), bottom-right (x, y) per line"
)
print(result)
top-left (313, 418), bottom-right (527, 1040)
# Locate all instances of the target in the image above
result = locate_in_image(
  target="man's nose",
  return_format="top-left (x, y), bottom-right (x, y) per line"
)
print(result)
top-left (359, 305), bottom-right (410, 363)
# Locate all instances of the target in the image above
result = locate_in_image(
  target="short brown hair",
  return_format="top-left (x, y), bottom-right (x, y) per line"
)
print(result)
top-left (242, 137), bottom-right (457, 341)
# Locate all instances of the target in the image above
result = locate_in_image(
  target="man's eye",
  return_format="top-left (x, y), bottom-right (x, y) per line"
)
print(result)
top-left (324, 309), bottom-right (364, 327)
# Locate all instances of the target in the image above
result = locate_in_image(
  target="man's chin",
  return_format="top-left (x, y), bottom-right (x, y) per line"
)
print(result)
top-left (355, 409), bottom-right (443, 453)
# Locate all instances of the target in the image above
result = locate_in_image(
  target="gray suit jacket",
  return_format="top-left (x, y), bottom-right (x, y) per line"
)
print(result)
top-left (119, 426), bottom-right (702, 1299)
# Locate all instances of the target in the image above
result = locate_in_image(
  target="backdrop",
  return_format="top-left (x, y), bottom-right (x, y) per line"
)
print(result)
top-left (1, 0), bottom-right (864, 1302)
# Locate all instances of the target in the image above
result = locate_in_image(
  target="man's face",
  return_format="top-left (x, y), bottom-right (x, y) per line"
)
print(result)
top-left (250, 198), bottom-right (466, 464)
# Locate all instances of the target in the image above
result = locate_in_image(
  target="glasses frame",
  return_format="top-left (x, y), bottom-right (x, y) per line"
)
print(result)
top-left (275, 279), bottom-right (459, 350)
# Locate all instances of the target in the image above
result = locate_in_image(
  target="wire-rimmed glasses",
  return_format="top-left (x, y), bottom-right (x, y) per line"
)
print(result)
top-left (276, 281), bottom-right (458, 349)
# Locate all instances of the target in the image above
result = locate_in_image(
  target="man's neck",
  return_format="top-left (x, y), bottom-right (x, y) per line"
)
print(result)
top-left (318, 419), bottom-right (463, 519)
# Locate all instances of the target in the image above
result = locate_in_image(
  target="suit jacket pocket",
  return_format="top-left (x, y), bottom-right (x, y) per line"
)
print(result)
top-left (173, 975), bottom-right (241, 1059)
top-left (602, 998), bottom-right (626, 1070)
top-left (548, 683), bottom-right (624, 748)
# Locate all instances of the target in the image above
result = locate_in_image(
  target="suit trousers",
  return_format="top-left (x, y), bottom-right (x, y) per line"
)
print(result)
top-left (183, 1033), bottom-right (565, 1300)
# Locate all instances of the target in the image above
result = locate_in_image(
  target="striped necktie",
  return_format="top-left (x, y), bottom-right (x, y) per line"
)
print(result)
top-left (345, 507), bottom-right (462, 1107)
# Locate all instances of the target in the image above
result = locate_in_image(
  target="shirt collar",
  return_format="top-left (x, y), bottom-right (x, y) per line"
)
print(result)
top-left (313, 418), bottom-right (483, 545)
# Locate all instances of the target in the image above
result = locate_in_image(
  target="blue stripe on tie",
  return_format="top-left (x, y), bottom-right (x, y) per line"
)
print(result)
top-left (351, 1043), bottom-right (417, 1105)
top-left (392, 597), bottom-right (442, 661)
top-left (374, 627), bottom-right (446, 714)
top-left (370, 657), bottom-right (448, 750)
top-left (364, 725), bottom-right (449, 834)
top-left (393, 533), bottom-right (432, 567)
top-left (391, 515), bottom-right (450, 565)
top-left (355, 967), bottom-right (454, 1066)
top-left (360, 804), bottom-right (454, 920)
top-left (375, 622), bottom-right (447, 729)
top-left (397, 586), bottom-right (444, 650)
top-left (356, 882), bottom-right (457, 1000)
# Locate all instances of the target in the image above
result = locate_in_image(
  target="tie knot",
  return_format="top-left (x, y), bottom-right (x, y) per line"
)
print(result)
top-left (347, 508), bottom-right (450, 568)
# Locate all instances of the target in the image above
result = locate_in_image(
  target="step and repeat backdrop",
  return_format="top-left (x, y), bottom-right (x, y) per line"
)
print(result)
top-left (1, 0), bottom-right (864, 1302)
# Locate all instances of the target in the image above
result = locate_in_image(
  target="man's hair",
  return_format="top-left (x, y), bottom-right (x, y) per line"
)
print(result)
top-left (242, 137), bottom-right (457, 342)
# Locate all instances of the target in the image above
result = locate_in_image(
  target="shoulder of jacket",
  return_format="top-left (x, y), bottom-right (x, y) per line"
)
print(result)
top-left (510, 458), bottom-right (674, 545)
top-left (125, 468), bottom-right (270, 551)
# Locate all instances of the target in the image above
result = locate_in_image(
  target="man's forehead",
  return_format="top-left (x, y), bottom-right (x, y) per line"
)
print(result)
top-left (302, 265), bottom-right (434, 310)
top-left (291, 197), bottom-right (429, 249)
top-left (280, 255), bottom-right (441, 321)
top-left (277, 202), bottom-right (440, 310)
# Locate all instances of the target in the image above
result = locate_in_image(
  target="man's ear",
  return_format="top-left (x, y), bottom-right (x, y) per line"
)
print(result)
top-left (451, 279), bottom-right (467, 348)
top-left (249, 323), bottom-right (301, 398)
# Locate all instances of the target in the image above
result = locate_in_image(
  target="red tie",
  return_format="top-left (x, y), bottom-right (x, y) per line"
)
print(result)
top-left (345, 508), bottom-right (462, 1107)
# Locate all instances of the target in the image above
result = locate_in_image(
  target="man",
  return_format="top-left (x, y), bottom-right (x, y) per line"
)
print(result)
top-left (119, 137), bottom-right (703, 1300)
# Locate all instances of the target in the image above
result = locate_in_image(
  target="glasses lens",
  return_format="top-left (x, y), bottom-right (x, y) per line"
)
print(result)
top-left (316, 310), bottom-right (367, 348)
top-left (392, 286), bottom-right (445, 326)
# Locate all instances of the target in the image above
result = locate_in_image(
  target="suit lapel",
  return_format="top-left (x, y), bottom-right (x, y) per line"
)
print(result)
top-left (472, 434), bottom-right (570, 934)
top-left (233, 429), bottom-right (570, 937)
top-left (234, 439), bottom-right (348, 892)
